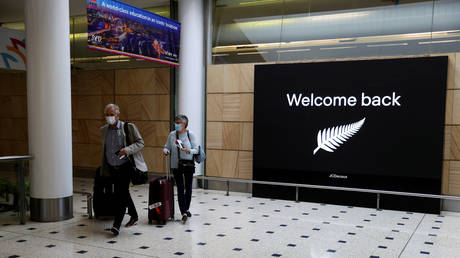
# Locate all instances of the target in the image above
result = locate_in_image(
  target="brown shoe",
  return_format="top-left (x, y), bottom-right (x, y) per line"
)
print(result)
top-left (125, 217), bottom-right (138, 228)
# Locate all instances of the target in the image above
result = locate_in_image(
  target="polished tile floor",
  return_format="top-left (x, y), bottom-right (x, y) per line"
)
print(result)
top-left (0, 177), bottom-right (459, 258)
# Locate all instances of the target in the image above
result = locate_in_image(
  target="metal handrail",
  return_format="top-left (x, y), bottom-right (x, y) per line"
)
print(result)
top-left (155, 173), bottom-right (460, 210)
top-left (0, 155), bottom-right (33, 224)
top-left (0, 156), bottom-right (33, 161)
top-left (194, 175), bottom-right (460, 201)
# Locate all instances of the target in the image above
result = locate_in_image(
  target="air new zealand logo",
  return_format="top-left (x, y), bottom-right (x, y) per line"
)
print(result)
top-left (313, 118), bottom-right (366, 155)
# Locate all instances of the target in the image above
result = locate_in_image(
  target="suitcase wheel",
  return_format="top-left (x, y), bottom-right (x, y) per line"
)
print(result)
top-left (159, 220), bottom-right (166, 225)
top-left (148, 220), bottom-right (152, 225)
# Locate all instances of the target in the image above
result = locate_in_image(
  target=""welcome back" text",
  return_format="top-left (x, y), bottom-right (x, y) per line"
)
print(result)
top-left (286, 92), bottom-right (401, 107)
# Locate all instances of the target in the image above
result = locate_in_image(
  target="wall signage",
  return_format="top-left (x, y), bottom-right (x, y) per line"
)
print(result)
top-left (253, 57), bottom-right (448, 213)
top-left (0, 27), bottom-right (26, 71)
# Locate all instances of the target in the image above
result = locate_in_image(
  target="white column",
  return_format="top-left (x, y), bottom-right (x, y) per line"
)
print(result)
top-left (178, 0), bottom-right (205, 175)
top-left (25, 0), bottom-right (73, 221)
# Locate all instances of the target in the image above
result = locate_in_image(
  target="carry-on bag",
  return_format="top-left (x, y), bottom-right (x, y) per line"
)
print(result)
top-left (148, 155), bottom-right (174, 225)
top-left (123, 122), bottom-right (148, 185)
top-left (93, 167), bottom-right (117, 218)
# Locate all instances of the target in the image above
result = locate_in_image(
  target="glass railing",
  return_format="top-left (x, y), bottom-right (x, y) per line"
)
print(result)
top-left (212, 0), bottom-right (460, 64)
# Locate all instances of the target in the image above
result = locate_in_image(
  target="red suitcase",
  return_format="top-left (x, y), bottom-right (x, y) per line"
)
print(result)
top-left (148, 155), bottom-right (174, 225)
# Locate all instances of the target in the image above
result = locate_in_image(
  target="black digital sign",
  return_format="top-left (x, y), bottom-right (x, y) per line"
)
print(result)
top-left (253, 57), bottom-right (448, 213)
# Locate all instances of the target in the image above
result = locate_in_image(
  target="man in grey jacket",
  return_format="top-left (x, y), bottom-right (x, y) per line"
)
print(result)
top-left (100, 104), bottom-right (148, 235)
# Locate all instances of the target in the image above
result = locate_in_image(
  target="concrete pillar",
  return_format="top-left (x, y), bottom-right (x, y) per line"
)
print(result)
top-left (25, 0), bottom-right (73, 222)
top-left (178, 0), bottom-right (205, 175)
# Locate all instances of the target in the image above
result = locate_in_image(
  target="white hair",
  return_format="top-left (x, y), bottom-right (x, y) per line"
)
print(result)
top-left (104, 103), bottom-right (120, 115)
top-left (175, 114), bottom-right (189, 128)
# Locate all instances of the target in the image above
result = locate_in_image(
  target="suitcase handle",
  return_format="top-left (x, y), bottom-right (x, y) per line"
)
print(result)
top-left (166, 154), bottom-right (171, 180)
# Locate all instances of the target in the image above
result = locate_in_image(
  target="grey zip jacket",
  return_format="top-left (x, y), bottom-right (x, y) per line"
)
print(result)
top-left (100, 121), bottom-right (148, 176)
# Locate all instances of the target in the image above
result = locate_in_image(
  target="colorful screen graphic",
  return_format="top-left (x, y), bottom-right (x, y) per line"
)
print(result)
top-left (87, 0), bottom-right (180, 66)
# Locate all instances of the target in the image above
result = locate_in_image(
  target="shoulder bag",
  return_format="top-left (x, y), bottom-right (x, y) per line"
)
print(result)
top-left (124, 122), bottom-right (148, 185)
top-left (176, 131), bottom-right (195, 173)
top-left (186, 131), bottom-right (206, 164)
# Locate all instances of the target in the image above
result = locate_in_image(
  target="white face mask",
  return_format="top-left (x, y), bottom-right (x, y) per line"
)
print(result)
top-left (106, 116), bottom-right (116, 125)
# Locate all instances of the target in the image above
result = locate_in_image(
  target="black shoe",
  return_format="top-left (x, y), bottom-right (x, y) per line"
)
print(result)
top-left (110, 226), bottom-right (120, 236)
top-left (185, 211), bottom-right (192, 217)
top-left (181, 214), bottom-right (188, 224)
top-left (125, 217), bottom-right (138, 228)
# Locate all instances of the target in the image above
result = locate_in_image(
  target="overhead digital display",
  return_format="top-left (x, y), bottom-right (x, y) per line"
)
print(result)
top-left (253, 57), bottom-right (448, 213)
top-left (87, 0), bottom-right (180, 66)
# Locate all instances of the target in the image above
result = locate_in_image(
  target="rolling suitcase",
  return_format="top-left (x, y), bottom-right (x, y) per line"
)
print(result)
top-left (93, 167), bottom-right (117, 219)
top-left (148, 155), bottom-right (174, 225)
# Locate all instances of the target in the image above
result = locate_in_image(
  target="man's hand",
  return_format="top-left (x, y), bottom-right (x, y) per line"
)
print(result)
top-left (118, 148), bottom-right (127, 157)
top-left (182, 146), bottom-right (190, 154)
top-left (164, 149), bottom-right (170, 156)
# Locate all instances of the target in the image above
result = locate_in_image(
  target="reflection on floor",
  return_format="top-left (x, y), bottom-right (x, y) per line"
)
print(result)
top-left (0, 177), bottom-right (459, 258)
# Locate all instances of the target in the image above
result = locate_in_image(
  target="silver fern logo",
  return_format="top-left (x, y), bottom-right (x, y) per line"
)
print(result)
top-left (313, 118), bottom-right (366, 155)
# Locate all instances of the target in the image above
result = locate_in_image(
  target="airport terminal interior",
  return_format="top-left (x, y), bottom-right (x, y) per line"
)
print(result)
top-left (1, 0), bottom-right (460, 257)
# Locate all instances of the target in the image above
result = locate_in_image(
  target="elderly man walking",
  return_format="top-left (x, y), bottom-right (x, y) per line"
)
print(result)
top-left (100, 103), bottom-right (148, 235)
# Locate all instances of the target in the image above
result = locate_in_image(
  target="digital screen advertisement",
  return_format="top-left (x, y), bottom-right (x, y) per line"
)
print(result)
top-left (87, 0), bottom-right (180, 66)
top-left (253, 57), bottom-right (448, 213)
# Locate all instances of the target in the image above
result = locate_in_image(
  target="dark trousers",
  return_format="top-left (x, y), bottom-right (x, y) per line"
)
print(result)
top-left (110, 163), bottom-right (138, 228)
top-left (173, 169), bottom-right (193, 215)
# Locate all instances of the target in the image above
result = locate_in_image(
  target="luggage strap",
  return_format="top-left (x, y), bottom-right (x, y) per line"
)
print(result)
top-left (149, 202), bottom-right (162, 209)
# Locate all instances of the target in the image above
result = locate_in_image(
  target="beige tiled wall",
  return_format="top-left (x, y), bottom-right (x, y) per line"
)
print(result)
top-left (206, 65), bottom-right (255, 179)
top-left (115, 68), bottom-right (169, 95)
top-left (206, 53), bottom-right (460, 196)
top-left (444, 53), bottom-right (460, 195)
top-left (113, 68), bottom-right (170, 173)
top-left (0, 67), bottom-right (171, 174)
top-left (0, 73), bottom-right (27, 156)
top-left (72, 68), bottom-right (170, 173)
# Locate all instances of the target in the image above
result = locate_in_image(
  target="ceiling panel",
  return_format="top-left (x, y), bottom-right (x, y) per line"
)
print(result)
top-left (0, 0), bottom-right (169, 23)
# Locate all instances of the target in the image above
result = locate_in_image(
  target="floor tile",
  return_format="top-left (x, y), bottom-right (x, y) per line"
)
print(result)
top-left (0, 177), bottom-right (458, 258)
